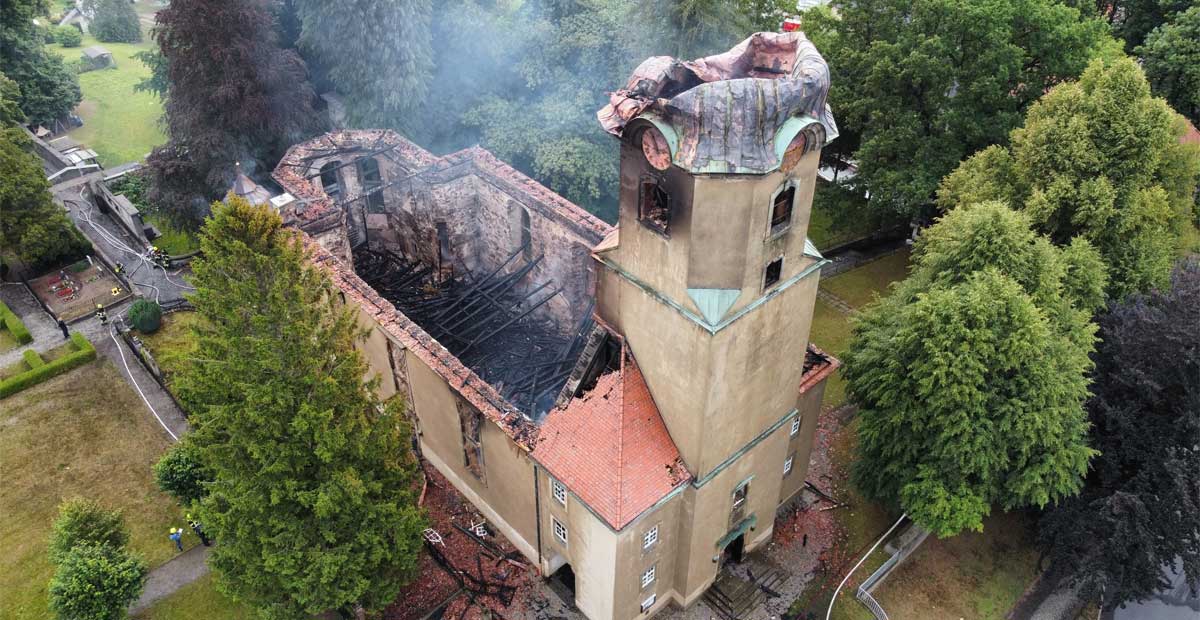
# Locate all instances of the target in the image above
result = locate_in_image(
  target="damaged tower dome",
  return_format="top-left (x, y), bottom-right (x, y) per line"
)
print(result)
top-left (597, 31), bottom-right (838, 174)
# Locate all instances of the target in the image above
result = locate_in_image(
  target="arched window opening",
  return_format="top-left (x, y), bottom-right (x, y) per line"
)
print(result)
top-left (319, 161), bottom-right (341, 198)
top-left (357, 157), bottom-right (384, 211)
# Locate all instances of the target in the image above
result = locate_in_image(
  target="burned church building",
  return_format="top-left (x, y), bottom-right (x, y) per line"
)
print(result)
top-left (269, 31), bottom-right (841, 620)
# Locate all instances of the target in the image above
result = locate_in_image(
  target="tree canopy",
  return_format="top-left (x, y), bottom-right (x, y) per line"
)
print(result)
top-left (145, 0), bottom-right (323, 227)
top-left (48, 544), bottom-right (147, 620)
top-left (294, 0), bottom-right (433, 127)
top-left (0, 0), bottom-right (81, 127)
top-left (177, 197), bottom-right (425, 618)
top-left (844, 202), bottom-right (1102, 537)
top-left (85, 0), bottom-right (142, 43)
top-left (0, 132), bottom-right (91, 267)
top-left (800, 0), bottom-right (1113, 221)
top-left (1138, 5), bottom-right (1200, 125)
top-left (1037, 259), bottom-right (1200, 607)
top-left (939, 56), bottom-right (1200, 298)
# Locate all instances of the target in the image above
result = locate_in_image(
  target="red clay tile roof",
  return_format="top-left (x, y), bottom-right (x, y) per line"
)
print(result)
top-left (533, 342), bottom-right (690, 530)
top-left (1182, 118), bottom-right (1200, 146)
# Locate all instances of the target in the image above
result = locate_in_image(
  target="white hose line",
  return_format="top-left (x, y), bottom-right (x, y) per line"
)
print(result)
top-left (108, 324), bottom-right (179, 442)
top-left (826, 512), bottom-right (908, 620)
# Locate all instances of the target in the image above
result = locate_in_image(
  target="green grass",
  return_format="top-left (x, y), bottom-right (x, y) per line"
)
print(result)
top-left (808, 181), bottom-right (881, 250)
top-left (819, 248), bottom-right (912, 309)
top-left (0, 328), bottom-right (18, 353)
top-left (0, 359), bottom-right (31, 380)
top-left (871, 511), bottom-right (1039, 620)
top-left (132, 573), bottom-right (252, 620)
top-left (139, 311), bottom-right (199, 386)
top-left (810, 298), bottom-right (855, 407)
top-left (45, 26), bottom-right (165, 167)
top-left (0, 361), bottom-right (195, 620)
top-left (143, 213), bottom-right (200, 256)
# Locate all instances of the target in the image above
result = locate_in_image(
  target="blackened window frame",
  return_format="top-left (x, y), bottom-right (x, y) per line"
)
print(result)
top-left (769, 183), bottom-right (796, 236)
top-left (638, 174), bottom-right (671, 237)
top-left (764, 257), bottom-right (784, 290)
top-left (357, 156), bottom-right (385, 212)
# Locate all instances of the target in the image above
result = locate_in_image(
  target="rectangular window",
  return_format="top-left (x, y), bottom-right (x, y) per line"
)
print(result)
top-left (731, 480), bottom-right (749, 527)
top-left (638, 179), bottom-right (670, 235)
top-left (643, 525), bottom-right (659, 549)
top-left (770, 186), bottom-right (795, 234)
top-left (357, 157), bottom-right (385, 211)
top-left (641, 564), bottom-right (656, 588)
top-left (552, 517), bottom-right (568, 546)
top-left (552, 479), bottom-right (567, 506)
top-left (764, 257), bottom-right (783, 289)
top-left (641, 593), bottom-right (657, 614)
top-left (458, 401), bottom-right (485, 483)
top-left (784, 453), bottom-right (795, 476)
top-left (790, 417), bottom-right (801, 436)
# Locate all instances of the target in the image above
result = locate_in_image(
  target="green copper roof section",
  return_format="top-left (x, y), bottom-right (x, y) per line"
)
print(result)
top-left (686, 288), bottom-right (742, 326)
top-left (803, 237), bottom-right (823, 260)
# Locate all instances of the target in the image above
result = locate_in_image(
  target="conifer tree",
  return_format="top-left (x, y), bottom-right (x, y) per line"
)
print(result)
top-left (177, 197), bottom-right (425, 618)
top-left (294, 0), bottom-right (433, 127)
top-left (844, 203), bottom-right (1103, 537)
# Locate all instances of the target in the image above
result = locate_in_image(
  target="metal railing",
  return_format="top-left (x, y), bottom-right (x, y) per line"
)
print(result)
top-left (856, 586), bottom-right (889, 620)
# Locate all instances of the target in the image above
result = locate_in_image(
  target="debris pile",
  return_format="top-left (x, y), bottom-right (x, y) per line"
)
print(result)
top-left (385, 465), bottom-right (538, 620)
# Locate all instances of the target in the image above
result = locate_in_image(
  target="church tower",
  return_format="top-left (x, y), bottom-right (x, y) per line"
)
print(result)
top-left (593, 31), bottom-right (837, 478)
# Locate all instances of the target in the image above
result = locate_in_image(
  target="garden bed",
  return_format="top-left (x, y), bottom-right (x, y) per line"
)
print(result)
top-left (0, 333), bottom-right (97, 398)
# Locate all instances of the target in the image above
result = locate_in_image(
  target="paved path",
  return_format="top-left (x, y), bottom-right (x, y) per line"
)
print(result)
top-left (54, 183), bottom-right (194, 306)
top-left (0, 283), bottom-right (68, 368)
top-left (129, 544), bottom-right (213, 615)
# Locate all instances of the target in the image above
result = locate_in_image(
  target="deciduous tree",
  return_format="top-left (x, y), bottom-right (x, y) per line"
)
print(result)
top-left (801, 0), bottom-right (1113, 221)
top-left (1037, 259), bottom-right (1200, 607)
top-left (48, 499), bottom-right (130, 564)
top-left (939, 57), bottom-right (1200, 298)
top-left (85, 0), bottom-right (142, 43)
top-left (0, 133), bottom-right (91, 267)
top-left (0, 0), bottom-right (81, 126)
top-left (844, 203), bottom-right (1102, 537)
top-left (146, 0), bottom-right (323, 227)
top-left (1138, 6), bottom-right (1200, 125)
top-left (294, 0), bottom-right (433, 127)
top-left (177, 197), bottom-right (425, 618)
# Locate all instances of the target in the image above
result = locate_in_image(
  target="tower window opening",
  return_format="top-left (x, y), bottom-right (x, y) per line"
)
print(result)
top-left (771, 186), bottom-right (795, 234)
top-left (358, 157), bottom-right (384, 211)
top-left (764, 257), bottom-right (783, 289)
top-left (638, 179), bottom-right (670, 235)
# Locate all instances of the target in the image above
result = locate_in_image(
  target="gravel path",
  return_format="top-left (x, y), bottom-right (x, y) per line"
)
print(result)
top-left (128, 544), bottom-right (213, 615)
top-left (0, 283), bottom-right (67, 368)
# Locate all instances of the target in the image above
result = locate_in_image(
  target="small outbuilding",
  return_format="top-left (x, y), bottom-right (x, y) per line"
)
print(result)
top-left (80, 46), bottom-right (113, 70)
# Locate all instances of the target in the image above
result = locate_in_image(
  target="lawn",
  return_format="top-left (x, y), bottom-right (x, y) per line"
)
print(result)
top-left (139, 311), bottom-right (199, 386)
top-left (143, 212), bottom-right (200, 256)
top-left (132, 573), bottom-right (251, 620)
top-left (0, 328), bottom-right (18, 353)
top-left (819, 248), bottom-right (912, 309)
top-left (45, 16), bottom-right (164, 168)
top-left (0, 361), bottom-right (194, 620)
top-left (809, 298), bottom-right (855, 407)
top-left (871, 511), bottom-right (1039, 620)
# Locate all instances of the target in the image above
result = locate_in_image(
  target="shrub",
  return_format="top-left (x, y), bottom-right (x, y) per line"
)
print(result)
top-left (22, 349), bottom-right (44, 369)
top-left (54, 25), bottom-right (82, 47)
top-left (48, 499), bottom-right (130, 564)
top-left (0, 301), bottom-right (32, 344)
top-left (0, 333), bottom-right (96, 398)
top-left (48, 544), bottom-right (147, 620)
top-left (128, 299), bottom-right (162, 333)
top-left (153, 437), bottom-right (212, 505)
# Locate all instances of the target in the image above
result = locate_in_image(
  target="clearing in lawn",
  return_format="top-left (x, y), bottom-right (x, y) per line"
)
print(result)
top-left (819, 248), bottom-right (912, 310)
top-left (137, 310), bottom-right (198, 388)
top-left (0, 360), bottom-right (193, 620)
top-left (870, 511), bottom-right (1039, 620)
top-left (45, 29), bottom-right (164, 168)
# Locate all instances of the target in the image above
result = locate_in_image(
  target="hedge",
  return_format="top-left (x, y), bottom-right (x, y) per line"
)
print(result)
top-left (0, 301), bottom-right (32, 344)
top-left (0, 333), bottom-right (96, 398)
top-left (23, 349), bottom-right (45, 369)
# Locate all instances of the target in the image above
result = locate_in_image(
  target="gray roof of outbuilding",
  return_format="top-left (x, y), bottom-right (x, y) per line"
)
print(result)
top-left (82, 46), bottom-right (111, 58)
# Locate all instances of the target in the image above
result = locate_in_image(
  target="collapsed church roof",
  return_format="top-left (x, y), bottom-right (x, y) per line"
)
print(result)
top-left (597, 31), bottom-right (838, 174)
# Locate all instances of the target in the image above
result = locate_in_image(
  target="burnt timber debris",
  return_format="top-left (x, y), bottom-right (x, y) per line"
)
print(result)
top-left (354, 245), bottom-right (593, 421)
